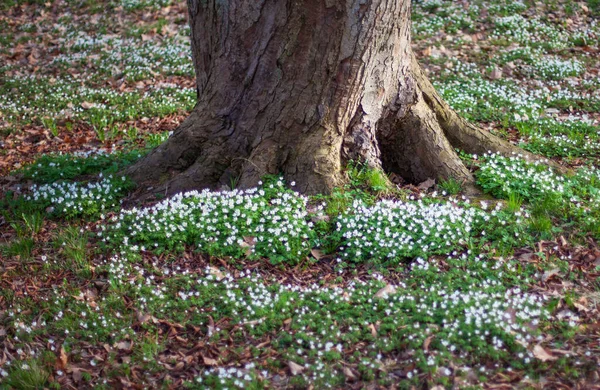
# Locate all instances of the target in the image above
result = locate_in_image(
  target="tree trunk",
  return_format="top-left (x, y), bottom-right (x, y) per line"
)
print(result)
top-left (125, 0), bottom-right (532, 196)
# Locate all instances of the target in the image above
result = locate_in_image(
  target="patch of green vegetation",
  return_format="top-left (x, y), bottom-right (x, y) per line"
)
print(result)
top-left (517, 118), bottom-right (600, 159)
top-left (347, 161), bottom-right (395, 195)
top-left (1, 236), bottom-right (35, 260)
top-left (0, 360), bottom-right (50, 390)
top-left (1, 0), bottom-right (599, 387)
top-left (475, 153), bottom-right (569, 201)
top-left (114, 253), bottom-right (551, 387)
top-left (22, 175), bottom-right (134, 219)
top-left (53, 226), bottom-right (92, 276)
top-left (120, 0), bottom-right (172, 11)
top-left (102, 177), bottom-right (316, 264)
top-left (587, 0), bottom-right (600, 15)
top-left (0, 75), bottom-right (195, 129)
top-left (438, 177), bottom-right (463, 195)
top-left (20, 149), bottom-right (145, 184)
top-left (0, 0), bottom-right (46, 11)
top-left (474, 153), bottom-right (600, 241)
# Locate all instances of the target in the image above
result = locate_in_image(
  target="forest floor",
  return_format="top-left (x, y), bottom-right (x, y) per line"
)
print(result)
top-left (1, 0), bottom-right (600, 388)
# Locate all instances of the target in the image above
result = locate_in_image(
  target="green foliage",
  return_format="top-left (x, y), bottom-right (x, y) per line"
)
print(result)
top-left (121, 0), bottom-right (172, 11)
top-left (517, 118), bottom-right (600, 159)
top-left (102, 178), bottom-right (317, 264)
top-left (20, 150), bottom-right (144, 184)
top-left (438, 177), bottom-right (463, 195)
top-left (1, 0), bottom-right (598, 386)
top-left (347, 161), bottom-right (394, 194)
top-left (1, 360), bottom-right (50, 390)
top-left (0, 76), bottom-right (195, 128)
top-left (2, 237), bottom-right (35, 260)
top-left (475, 153), bottom-right (568, 201)
top-left (475, 154), bottom-right (600, 242)
top-left (587, 0), bottom-right (600, 15)
top-left (54, 226), bottom-right (91, 274)
top-left (24, 175), bottom-right (134, 219)
top-left (15, 212), bottom-right (44, 236)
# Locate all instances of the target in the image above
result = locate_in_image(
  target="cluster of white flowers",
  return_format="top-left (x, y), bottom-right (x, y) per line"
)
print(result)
top-left (534, 57), bottom-right (584, 81)
top-left (22, 149), bottom-right (142, 183)
top-left (195, 364), bottom-right (263, 388)
top-left (413, 2), bottom-right (477, 37)
top-left (524, 132), bottom-right (600, 157)
top-left (575, 166), bottom-right (600, 186)
top-left (413, 15), bottom-right (446, 37)
top-left (171, 261), bottom-right (549, 384)
top-left (0, 74), bottom-right (195, 125)
top-left (476, 152), bottom-right (567, 200)
top-left (27, 174), bottom-right (128, 217)
top-left (418, 0), bottom-right (443, 9)
top-left (437, 75), bottom-right (546, 120)
top-left (102, 183), bottom-right (314, 262)
top-left (487, 1), bottom-right (527, 16)
top-left (492, 15), bottom-right (568, 49)
top-left (52, 32), bottom-right (192, 81)
top-left (416, 286), bottom-right (545, 348)
top-left (121, 0), bottom-right (172, 11)
top-left (440, 60), bottom-right (481, 78)
top-left (570, 19), bottom-right (599, 46)
top-left (496, 46), bottom-right (542, 66)
top-left (335, 199), bottom-right (484, 263)
top-left (571, 167), bottom-right (600, 214)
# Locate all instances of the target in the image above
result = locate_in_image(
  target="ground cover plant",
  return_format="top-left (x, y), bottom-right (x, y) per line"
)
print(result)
top-left (1, 0), bottom-right (600, 388)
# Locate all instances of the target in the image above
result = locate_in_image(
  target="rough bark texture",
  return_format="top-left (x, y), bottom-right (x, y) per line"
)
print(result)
top-left (126, 0), bottom-right (532, 196)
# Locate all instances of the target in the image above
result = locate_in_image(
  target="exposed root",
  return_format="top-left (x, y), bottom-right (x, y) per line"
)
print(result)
top-left (410, 55), bottom-right (569, 174)
top-left (237, 140), bottom-right (280, 190)
top-left (378, 88), bottom-right (476, 193)
top-left (123, 111), bottom-right (347, 198)
top-left (124, 143), bottom-right (230, 202)
top-left (342, 107), bottom-right (384, 171)
top-left (123, 110), bottom-right (228, 185)
top-left (281, 125), bottom-right (346, 194)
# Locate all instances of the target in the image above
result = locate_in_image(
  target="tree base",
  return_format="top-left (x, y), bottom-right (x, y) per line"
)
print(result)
top-left (124, 55), bottom-right (546, 198)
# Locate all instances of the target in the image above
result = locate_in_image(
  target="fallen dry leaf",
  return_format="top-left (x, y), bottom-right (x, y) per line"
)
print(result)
top-left (58, 346), bottom-right (68, 369)
top-left (240, 236), bottom-right (256, 256)
top-left (489, 66), bottom-right (503, 80)
top-left (423, 335), bottom-right (434, 352)
top-left (418, 178), bottom-right (435, 190)
top-left (374, 284), bottom-right (397, 299)
top-left (369, 323), bottom-right (377, 337)
top-left (137, 312), bottom-right (158, 324)
top-left (310, 248), bottom-right (324, 260)
top-left (208, 266), bottom-right (225, 281)
top-left (289, 360), bottom-right (304, 375)
top-left (541, 268), bottom-right (561, 283)
top-left (70, 367), bottom-right (83, 383)
top-left (533, 345), bottom-right (558, 362)
top-left (202, 355), bottom-right (218, 366)
top-left (116, 341), bottom-right (132, 351)
top-left (343, 366), bottom-right (357, 381)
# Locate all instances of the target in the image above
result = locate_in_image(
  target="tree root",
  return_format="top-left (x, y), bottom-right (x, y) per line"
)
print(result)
top-left (410, 55), bottom-right (569, 175)
top-left (379, 90), bottom-right (475, 188)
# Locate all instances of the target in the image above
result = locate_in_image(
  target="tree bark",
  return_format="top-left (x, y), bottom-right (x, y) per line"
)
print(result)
top-left (125, 0), bottom-right (533, 196)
